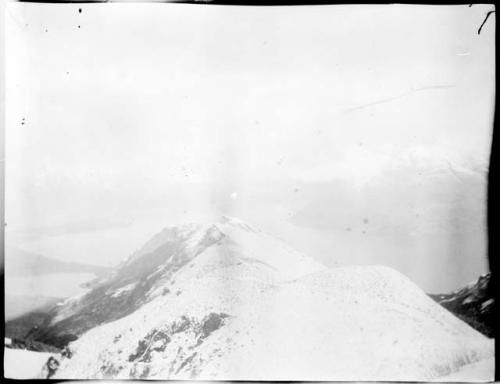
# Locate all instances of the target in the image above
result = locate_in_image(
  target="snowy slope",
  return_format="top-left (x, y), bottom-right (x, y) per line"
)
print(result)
top-left (52, 265), bottom-right (494, 381)
top-left (4, 347), bottom-right (54, 379)
top-left (25, 216), bottom-right (494, 381)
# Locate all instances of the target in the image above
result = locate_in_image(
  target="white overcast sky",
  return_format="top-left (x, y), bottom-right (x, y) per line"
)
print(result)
top-left (4, 3), bottom-right (495, 291)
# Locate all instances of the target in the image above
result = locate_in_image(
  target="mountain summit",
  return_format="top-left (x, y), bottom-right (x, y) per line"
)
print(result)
top-left (25, 217), bottom-right (493, 380)
top-left (30, 216), bottom-right (324, 347)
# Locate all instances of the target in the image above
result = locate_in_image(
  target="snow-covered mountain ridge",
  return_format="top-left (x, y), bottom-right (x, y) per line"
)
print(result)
top-left (26, 216), bottom-right (493, 380)
top-left (30, 216), bottom-right (323, 347)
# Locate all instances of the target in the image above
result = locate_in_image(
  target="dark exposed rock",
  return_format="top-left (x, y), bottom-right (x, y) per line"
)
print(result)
top-left (127, 312), bottom-right (230, 374)
top-left (429, 273), bottom-right (494, 337)
top-left (201, 313), bottom-right (229, 340)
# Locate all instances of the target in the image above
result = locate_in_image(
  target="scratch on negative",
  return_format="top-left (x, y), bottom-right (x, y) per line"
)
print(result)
top-left (344, 85), bottom-right (455, 113)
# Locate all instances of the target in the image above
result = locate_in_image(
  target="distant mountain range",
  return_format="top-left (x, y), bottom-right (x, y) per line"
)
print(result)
top-left (290, 157), bottom-right (486, 238)
top-left (430, 273), bottom-right (494, 338)
top-left (6, 248), bottom-right (111, 277)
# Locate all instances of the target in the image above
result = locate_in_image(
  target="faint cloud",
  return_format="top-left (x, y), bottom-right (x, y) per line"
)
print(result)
top-left (13, 219), bottom-right (133, 238)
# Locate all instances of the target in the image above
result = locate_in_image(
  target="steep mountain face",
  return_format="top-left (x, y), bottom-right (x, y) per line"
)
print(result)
top-left (5, 249), bottom-right (113, 344)
top-left (27, 216), bottom-right (494, 381)
top-left (430, 273), bottom-right (494, 338)
top-left (30, 216), bottom-right (324, 348)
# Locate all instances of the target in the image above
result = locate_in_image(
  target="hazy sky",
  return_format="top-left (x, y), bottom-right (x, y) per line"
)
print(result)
top-left (5, 3), bottom-right (495, 292)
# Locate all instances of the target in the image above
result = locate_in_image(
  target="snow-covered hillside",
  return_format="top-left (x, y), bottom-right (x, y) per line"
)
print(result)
top-left (28, 216), bottom-right (323, 347)
top-left (23, 216), bottom-right (494, 381)
top-left (4, 347), bottom-right (54, 379)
